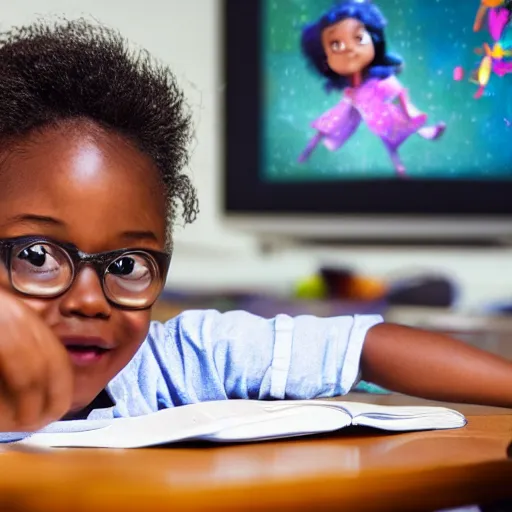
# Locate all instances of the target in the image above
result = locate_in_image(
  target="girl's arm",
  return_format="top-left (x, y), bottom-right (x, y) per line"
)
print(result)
top-left (362, 323), bottom-right (512, 408)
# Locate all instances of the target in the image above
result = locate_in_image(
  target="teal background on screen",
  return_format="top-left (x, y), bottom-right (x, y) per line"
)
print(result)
top-left (262, 0), bottom-right (512, 180)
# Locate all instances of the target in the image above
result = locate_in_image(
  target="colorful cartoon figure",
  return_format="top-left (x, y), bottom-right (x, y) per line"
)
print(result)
top-left (474, 0), bottom-right (512, 39)
top-left (473, 41), bottom-right (512, 97)
top-left (297, 1), bottom-right (445, 177)
top-left (456, 1), bottom-right (512, 98)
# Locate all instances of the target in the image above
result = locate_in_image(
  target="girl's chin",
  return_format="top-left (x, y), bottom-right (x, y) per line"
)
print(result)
top-left (333, 66), bottom-right (364, 77)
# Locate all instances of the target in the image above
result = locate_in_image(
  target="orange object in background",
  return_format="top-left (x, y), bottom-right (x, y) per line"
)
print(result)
top-left (295, 268), bottom-right (456, 308)
top-left (344, 276), bottom-right (388, 301)
top-left (295, 267), bottom-right (388, 302)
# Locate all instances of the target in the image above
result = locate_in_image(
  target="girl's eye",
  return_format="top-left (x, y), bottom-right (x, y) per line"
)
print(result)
top-left (110, 257), bottom-right (136, 277)
top-left (17, 244), bottom-right (60, 273)
top-left (330, 40), bottom-right (345, 52)
top-left (108, 255), bottom-right (151, 281)
top-left (106, 254), bottom-right (154, 294)
top-left (356, 30), bottom-right (371, 45)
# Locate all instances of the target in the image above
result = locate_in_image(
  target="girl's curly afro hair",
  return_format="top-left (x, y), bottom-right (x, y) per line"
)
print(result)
top-left (0, 18), bottom-right (198, 235)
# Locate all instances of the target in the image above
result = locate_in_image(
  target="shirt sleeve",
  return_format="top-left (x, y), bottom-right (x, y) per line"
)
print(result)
top-left (150, 310), bottom-right (383, 403)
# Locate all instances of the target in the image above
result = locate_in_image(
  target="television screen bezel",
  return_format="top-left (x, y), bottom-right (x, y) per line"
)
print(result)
top-left (223, 0), bottom-right (512, 219)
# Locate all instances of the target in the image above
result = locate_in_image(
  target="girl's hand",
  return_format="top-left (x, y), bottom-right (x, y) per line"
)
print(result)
top-left (0, 289), bottom-right (73, 432)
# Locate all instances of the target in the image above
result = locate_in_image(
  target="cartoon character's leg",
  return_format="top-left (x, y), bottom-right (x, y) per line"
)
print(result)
top-left (298, 133), bottom-right (323, 163)
top-left (383, 143), bottom-right (407, 177)
top-left (418, 122), bottom-right (446, 140)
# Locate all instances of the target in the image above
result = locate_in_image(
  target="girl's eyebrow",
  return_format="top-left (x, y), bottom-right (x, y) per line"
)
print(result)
top-left (3, 213), bottom-right (64, 227)
top-left (324, 25), bottom-right (338, 36)
top-left (120, 230), bottom-right (159, 244)
top-left (2, 215), bottom-right (159, 244)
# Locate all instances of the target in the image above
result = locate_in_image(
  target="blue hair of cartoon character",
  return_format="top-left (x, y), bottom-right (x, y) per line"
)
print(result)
top-left (300, 0), bottom-right (403, 91)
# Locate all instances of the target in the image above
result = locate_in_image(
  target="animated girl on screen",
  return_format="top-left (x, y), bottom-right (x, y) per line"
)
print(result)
top-left (297, 0), bottom-right (446, 177)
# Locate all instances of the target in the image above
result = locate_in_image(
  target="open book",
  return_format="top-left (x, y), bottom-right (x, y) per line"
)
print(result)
top-left (19, 399), bottom-right (467, 449)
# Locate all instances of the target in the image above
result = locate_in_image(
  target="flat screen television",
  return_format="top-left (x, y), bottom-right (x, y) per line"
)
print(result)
top-left (223, 0), bottom-right (512, 244)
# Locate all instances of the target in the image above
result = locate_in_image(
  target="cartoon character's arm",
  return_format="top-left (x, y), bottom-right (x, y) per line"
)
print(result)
top-left (398, 89), bottom-right (423, 119)
top-left (374, 75), bottom-right (412, 116)
top-left (376, 76), bottom-right (427, 122)
top-left (397, 85), bottom-right (444, 141)
top-left (474, 3), bottom-right (488, 32)
top-left (380, 76), bottom-right (422, 119)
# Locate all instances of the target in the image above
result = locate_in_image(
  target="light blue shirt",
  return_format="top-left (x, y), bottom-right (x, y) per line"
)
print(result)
top-left (0, 310), bottom-right (383, 442)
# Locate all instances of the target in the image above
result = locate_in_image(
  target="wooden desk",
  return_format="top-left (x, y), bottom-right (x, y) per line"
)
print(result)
top-left (1, 396), bottom-right (511, 512)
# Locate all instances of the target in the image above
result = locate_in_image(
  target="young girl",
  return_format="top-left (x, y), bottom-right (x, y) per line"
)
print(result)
top-left (0, 18), bottom-right (511, 442)
top-left (297, 1), bottom-right (446, 177)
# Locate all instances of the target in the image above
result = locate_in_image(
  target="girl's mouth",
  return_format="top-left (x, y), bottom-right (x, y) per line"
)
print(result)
top-left (60, 337), bottom-right (113, 366)
top-left (65, 345), bottom-right (110, 365)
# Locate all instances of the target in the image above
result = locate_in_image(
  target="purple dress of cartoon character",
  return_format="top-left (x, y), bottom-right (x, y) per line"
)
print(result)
top-left (311, 75), bottom-right (427, 155)
top-left (298, 1), bottom-right (445, 177)
top-left (487, 7), bottom-right (512, 76)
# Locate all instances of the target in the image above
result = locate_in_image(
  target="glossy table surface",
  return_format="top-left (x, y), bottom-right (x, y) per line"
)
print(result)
top-left (1, 395), bottom-right (511, 512)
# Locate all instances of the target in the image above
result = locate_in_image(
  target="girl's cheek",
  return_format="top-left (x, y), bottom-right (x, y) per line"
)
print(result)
top-left (0, 265), bottom-right (9, 291)
top-left (119, 310), bottom-right (152, 343)
top-left (15, 296), bottom-right (53, 317)
top-left (0, 276), bottom-right (53, 318)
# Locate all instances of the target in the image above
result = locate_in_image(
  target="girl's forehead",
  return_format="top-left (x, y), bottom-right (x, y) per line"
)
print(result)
top-left (0, 124), bottom-right (167, 251)
top-left (323, 18), bottom-right (364, 38)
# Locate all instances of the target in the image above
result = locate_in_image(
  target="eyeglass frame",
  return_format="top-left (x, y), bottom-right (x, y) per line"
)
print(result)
top-left (0, 235), bottom-right (172, 310)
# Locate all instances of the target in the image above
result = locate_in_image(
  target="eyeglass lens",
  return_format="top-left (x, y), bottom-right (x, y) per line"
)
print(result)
top-left (9, 240), bottom-right (161, 308)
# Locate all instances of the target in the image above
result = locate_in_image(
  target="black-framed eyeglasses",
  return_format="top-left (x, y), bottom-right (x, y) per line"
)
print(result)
top-left (0, 236), bottom-right (171, 310)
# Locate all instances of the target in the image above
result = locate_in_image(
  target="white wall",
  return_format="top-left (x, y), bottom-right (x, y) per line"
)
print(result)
top-left (4, 0), bottom-right (512, 310)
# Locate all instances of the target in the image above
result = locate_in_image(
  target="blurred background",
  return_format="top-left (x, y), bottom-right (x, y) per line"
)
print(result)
top-left (4, 0), bottom-right (512, 332)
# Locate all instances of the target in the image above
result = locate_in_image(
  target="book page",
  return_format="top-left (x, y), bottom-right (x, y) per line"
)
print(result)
top-left (337, 401), bottom-right (467, 431)
top-left (19, 399), bottom-right (466, 448)
top-left (203, 404), bottom-right (352, 442)
top-left (20, 400), bottom-right (352, 448)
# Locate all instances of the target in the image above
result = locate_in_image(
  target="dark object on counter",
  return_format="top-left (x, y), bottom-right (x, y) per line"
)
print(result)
top-left (386, 275), bottom-right (457, 308)
top-left (320, 266), bottom-right (457, 308)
